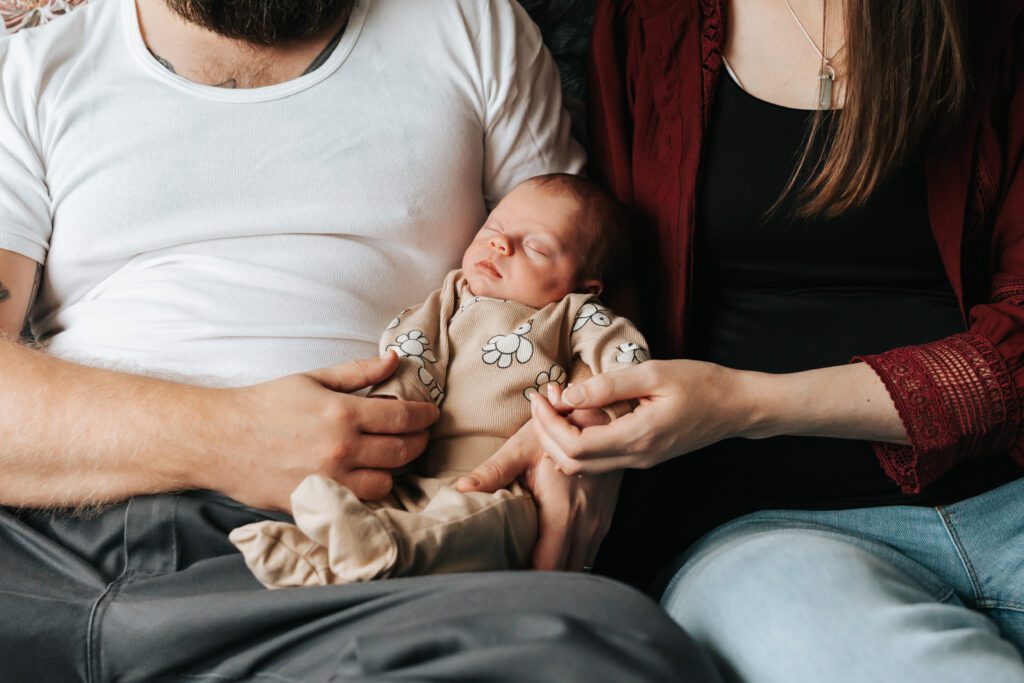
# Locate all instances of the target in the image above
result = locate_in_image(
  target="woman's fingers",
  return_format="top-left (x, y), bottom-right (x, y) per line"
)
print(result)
top-left (454, 446), bottom-right (531, 494)
top-left (555, 362), bottom-right (659, 411)
top-left (455, 421), bottom-right (537, 493)
top-left (532, 397), bottom-right (651, 473)
top-left (530, 394), bottom-right (630, 462)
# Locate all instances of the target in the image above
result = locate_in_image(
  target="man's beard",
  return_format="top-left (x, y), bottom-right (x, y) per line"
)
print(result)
top-left (165, 0), bottom-right (350, 46)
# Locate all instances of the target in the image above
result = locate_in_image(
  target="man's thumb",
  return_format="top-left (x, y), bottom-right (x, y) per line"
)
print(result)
top-left (456, 447), bottom-right (530, 494)
top-left (306, 351), bottom-right (399, 393)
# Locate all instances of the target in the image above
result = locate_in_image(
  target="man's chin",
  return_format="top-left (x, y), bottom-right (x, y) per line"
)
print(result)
top-left (165, 0), bottom-right (349, 45)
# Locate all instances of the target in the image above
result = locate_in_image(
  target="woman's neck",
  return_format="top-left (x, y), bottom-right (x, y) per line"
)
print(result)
top-left (724, 0), bottom-right (847, 110)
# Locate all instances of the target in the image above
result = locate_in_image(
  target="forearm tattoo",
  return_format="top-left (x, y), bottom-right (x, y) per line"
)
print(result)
top-left (23, 265), bottom-right (41, 331)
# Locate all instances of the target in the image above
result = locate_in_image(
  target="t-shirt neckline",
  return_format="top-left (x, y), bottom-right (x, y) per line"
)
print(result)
top-left (121, 0), bottom-right (370, 103)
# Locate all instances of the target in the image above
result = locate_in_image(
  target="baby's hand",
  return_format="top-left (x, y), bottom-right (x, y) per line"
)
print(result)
top-left (566, 406), bottom-right (611, 429)
top-left (544, 384), bottom-right (609, 428)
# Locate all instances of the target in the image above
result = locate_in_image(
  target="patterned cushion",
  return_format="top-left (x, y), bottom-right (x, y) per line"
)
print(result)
top-left (1, 0), bottom-right (594, 101)
top-left (1, 0), bottom-right (86, 34)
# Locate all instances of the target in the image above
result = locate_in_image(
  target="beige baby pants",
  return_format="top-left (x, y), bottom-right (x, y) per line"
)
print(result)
top-left (230, 437), bottom-right (538, 588)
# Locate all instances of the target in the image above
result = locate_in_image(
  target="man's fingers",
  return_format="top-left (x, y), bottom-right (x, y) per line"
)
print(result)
top-left (348, 432), bottom-right (429, 469)
top-left (356, 396), bottom-right (440, 434)
top-left (556, 363), bottom-right (657, 411)
top-left (455, 443), bottom-right (532, 493)
top-left (306, 352), bottom-right (399, 393)
top-left (339, 468), bottom-right (394, 501)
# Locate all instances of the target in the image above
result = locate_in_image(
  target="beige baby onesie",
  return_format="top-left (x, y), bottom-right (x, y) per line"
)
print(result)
top-left (230, 269), bottom-right (649, 588)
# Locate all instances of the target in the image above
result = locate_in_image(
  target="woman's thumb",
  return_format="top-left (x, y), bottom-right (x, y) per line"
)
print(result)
top-left (456, 446), bottom-right (530, 494)
top-left (557, 366), bottom-right (650, 409)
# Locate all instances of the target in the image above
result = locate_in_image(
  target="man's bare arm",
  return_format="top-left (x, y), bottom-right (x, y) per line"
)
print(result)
top-left (0, 250), bottom-right (438, 510)
top-left (0, 250), bottom-right (38, 338)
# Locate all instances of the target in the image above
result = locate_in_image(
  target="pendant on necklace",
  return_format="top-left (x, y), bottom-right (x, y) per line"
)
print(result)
top-left (818, 61), bottom-right (837, 110)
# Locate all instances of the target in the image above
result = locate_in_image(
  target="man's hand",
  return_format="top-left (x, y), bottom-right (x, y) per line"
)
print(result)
top-left (456, 402), bottom-right (623, 571)
top-left (205, 351), bottom-right (439, 511)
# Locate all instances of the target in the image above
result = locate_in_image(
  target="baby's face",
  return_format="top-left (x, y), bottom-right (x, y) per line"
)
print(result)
top-left (461, 183), bottom-right (600, 308)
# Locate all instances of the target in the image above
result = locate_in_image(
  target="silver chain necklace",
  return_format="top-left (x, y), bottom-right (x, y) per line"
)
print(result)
top-left (782, 0), bottom-right (846, 109)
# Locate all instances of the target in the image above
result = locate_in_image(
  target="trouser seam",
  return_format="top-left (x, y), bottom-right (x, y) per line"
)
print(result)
top-left (86, 577), bottom-right (128, 683)
top-left (149, 670), bottom-right (316, 682)
top-left (86, 499), bottom-right (136, 683)
top-left (935, 506), bottom-right (983, 606)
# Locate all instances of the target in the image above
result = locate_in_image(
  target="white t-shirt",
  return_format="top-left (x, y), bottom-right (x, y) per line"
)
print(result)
top-left (0, 0), bottom-right (583, 385)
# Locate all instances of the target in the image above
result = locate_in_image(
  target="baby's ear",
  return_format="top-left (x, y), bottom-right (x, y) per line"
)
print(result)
top-left (582, 279), bottom-right (603, 297)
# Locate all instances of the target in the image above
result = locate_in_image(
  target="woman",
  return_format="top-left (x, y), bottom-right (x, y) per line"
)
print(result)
top-left (465, 0), bottom-right (1024, 680)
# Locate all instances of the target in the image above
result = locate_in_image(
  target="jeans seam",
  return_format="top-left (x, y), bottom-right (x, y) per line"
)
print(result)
top-left (977, 599), bottom-right (1024, 612)
top-left (935, 506), bottom-right (983, 605)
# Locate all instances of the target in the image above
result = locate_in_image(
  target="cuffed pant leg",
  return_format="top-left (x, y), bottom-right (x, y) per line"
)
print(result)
top-left (661, 528), bottom-right (1024, 683)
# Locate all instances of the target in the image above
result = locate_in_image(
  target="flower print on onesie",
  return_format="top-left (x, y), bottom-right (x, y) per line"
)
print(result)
top-left (385, 330), bottom-right (444, 405)
top-left (482, 321), bottom-right (534, 369)
top-left (572, 302), bottom-right (612, 332)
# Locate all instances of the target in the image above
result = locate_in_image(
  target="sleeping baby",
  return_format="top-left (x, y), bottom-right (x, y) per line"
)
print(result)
top-left (230, 173), bottom-right (650, 587)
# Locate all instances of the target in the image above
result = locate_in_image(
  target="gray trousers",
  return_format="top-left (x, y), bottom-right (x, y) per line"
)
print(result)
top-left (0, 490), bottom-right (719, 682)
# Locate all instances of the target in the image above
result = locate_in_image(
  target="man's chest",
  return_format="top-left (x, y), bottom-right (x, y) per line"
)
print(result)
top-left (36, 72), bottom-right (487, 302)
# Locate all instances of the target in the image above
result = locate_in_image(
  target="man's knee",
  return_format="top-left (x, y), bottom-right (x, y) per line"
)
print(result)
top-left (459, 572), bottom-right (722, 682)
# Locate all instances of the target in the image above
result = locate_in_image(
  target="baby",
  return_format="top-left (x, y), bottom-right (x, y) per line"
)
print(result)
top-left (230, 173), bottom-right (650, 588)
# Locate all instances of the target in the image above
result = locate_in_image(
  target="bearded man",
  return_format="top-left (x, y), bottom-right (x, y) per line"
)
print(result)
top-left (0, 0), bottom-right (715, 681)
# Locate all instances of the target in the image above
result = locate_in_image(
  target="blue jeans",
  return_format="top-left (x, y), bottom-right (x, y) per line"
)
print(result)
top-left (660, 475), bottom-right (1024, 683)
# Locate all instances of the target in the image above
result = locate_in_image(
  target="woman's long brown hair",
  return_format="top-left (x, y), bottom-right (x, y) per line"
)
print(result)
top-left (786, 0), bottom-right (970, 219)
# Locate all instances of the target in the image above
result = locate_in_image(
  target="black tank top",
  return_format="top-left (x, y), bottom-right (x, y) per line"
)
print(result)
top-left (684, 71), bottom-right (1020, 512)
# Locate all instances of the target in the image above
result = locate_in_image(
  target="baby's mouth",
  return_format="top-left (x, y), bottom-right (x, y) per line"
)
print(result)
top-left (474, 259), bottom-right (502, 279)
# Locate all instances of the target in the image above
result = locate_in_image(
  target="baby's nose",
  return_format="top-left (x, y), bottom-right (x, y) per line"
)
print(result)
top-left (488, 235), bottom-right (512, 255)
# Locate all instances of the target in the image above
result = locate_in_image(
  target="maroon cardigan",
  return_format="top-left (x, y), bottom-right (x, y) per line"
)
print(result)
top-left (588, 0), bottom-right (1024, 494)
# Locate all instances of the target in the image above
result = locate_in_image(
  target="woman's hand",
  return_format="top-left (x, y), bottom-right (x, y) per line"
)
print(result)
top-left (529, 359), bottom-right (757, 476)
top-left (529, 359), bottom-right (909, 476)
top-left (455, 407), bottom-right (623, 571)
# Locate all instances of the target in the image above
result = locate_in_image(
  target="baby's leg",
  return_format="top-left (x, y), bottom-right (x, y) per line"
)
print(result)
top-left (229, 475), bottom-right (401, 588)
top-left (230, 475), bottom-right (537, 588)
top-left (382, 475), bottom-right (537, 577)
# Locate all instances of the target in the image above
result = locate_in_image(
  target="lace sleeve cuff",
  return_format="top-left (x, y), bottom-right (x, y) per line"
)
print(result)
top-left (854, 333), bottom-right (1021, 493)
